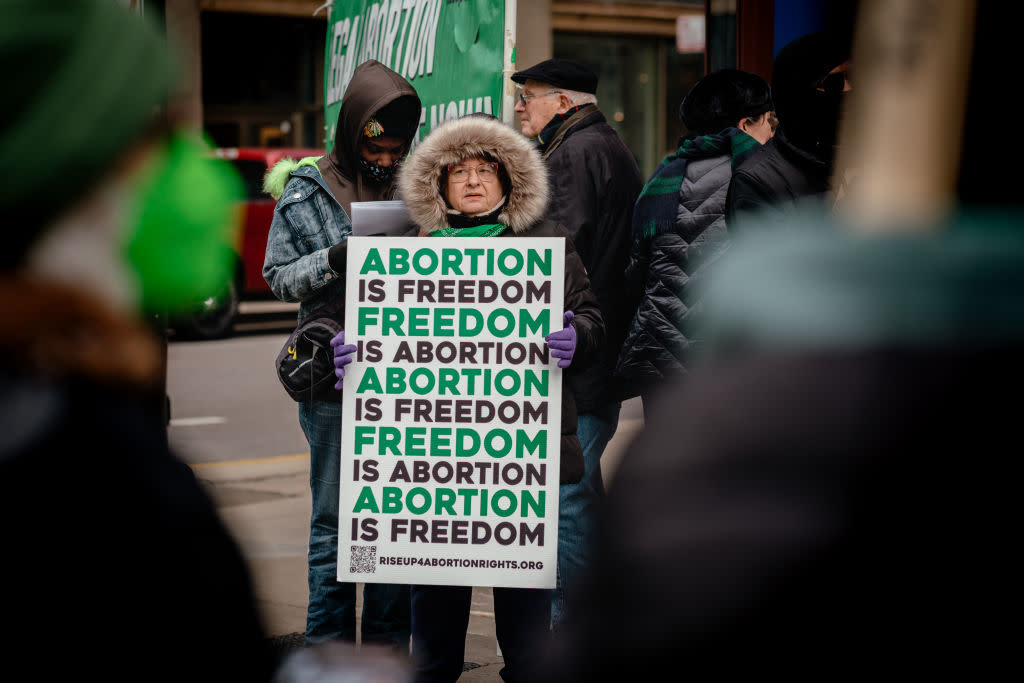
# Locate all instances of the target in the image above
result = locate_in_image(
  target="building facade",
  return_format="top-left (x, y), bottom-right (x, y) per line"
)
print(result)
top-left (160, 1), bottom-right (707, 177)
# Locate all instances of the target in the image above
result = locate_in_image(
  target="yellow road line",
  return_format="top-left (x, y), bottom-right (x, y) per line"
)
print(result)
top-left (189, 453), bottom-right (310, 469)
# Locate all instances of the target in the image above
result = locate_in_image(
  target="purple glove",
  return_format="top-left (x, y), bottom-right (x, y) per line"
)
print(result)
top-left (545, 310), bottom-right (577, 369)
top-left (331, 330), bottom-right (356, 390)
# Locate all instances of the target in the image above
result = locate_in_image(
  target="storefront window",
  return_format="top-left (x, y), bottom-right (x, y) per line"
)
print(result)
top-left (554, 33), bottom-right (703, 177)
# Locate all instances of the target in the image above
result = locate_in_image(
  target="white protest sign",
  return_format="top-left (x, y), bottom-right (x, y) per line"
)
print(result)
top-left (339, 236), bottom-right (564, 588)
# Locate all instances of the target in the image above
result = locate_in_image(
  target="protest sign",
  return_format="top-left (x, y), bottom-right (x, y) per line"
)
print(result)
top-left (339, 236), bottom-right (563, 588)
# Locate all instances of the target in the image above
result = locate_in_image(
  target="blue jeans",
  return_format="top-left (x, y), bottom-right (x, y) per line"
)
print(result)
top-left (410, 585), bottom-right (549, 683)
top-left (553, 404), bottom-right (620, 628)
top-left (299, 400), bottom-right (411, 647)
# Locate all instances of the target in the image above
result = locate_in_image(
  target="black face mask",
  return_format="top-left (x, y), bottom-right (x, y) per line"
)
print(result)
top-left (359, 158), bottom-right (400, 185)
top-left (783, 86), bottom-right (847, 161)
top-left (809, 88), bottom-right (847, 152)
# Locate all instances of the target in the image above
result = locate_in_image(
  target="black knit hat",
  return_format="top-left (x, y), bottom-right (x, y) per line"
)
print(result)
top-left (0, 0), bottom-right (175, 269)
top-left (680, 69), bottom-right (773, 135)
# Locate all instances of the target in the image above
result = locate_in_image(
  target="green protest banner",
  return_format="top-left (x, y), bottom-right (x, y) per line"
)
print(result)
top-left (339, 236), bottom-right (564, 589)
top-left (323, 0), bottom-right (515, 152)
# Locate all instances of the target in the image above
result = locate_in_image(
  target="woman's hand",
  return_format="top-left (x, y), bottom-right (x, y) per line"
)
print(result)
top-left (545, 310), bottom-right (577, 369)
top-left (331, 330), bottom-right (357, 390)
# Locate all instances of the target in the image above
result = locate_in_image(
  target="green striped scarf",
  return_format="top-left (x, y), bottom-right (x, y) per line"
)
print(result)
top-left (632, 128), bottom-right (760, 240)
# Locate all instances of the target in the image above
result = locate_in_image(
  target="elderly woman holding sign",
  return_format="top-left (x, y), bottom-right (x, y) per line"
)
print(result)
top-left (332, 113), bottom-right (603, 682)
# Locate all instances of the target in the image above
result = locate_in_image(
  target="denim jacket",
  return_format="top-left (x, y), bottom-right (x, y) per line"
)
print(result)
top-left (262, 165), bottom-right (350, 323)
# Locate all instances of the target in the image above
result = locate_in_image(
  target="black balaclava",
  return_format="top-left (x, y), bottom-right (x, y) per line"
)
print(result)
top-left (771, 32), bottom-right (849, 159)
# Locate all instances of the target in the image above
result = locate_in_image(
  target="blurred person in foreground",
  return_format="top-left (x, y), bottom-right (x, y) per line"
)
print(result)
top-left (262, 59), bottom-right (420, 650)
top-left (510, 56), bottom-right (643, 630)
top-left (332, 113), bottom-right (604, 682)
top-left (725, 29), bottom-right (852, 226)
top-left (615, 68), bottom-right (774, 420)
top-left (538, 0), bottom-right (1022, 678)
top-left (0, 1), bottom-right (276, 679)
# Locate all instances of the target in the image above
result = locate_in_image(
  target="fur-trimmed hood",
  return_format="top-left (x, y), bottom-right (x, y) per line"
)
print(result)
top-left (398, 116), bottom-right (549, 234)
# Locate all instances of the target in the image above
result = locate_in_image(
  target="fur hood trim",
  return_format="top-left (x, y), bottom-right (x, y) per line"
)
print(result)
top-left (398, 117), bottom-right (549, 234)
top-left (263, 156), bottom-right (322, 200)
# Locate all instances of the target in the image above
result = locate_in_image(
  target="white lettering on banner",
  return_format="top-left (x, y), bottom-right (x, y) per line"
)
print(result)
top-left (327, 0), bottom-right (445, 106)
top-left (401, 0), bottom-right (443, 80)
top-left (345, 18), bottom-right (362, 91)
top-left (326, 17), bottom-right (362, 106)
top-left (394, 0), bottom-right (419, 73)
top-left (361, 2), bottom-right (382, 64)
top-left (380, 1), bottom-right (404, 68)
top-left (325, 20), bottom-right (344, 106)
top-left (430, 97), bottom-right (493, 129)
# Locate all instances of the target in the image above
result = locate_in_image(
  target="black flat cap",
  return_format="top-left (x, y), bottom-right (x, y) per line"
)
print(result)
top-left (511, 58), bottom-right (598, 94)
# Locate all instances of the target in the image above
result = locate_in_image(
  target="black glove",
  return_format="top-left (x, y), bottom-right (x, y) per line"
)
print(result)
top-left (327, 241), bottom-right (347, 273)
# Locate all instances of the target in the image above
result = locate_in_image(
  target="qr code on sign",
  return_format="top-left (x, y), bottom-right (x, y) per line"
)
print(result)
top-left (350, 545), bottom-right (377, 574)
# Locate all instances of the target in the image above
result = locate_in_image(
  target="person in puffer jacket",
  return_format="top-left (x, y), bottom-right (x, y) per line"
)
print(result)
top-left (615, 69), bottom-right (774, 419)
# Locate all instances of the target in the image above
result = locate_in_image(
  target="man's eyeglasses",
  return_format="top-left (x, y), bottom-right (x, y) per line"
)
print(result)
top-left (448, 162), bottom-right (499, 183)
top-left (518, 90), bottom-right (562, 106)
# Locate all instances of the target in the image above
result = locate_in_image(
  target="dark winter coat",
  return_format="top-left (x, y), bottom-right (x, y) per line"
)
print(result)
top-left (615, 152), bottom-right (733, 390)
top-left (725, 127), bottom-right (832, 228)
top-left (536, 209), bottom-right (1024, 680)
top-left (540, 105), bottom-right (643, 410)
top-left (0, 277), bottom-right (276, 682)
top-left (399, 115), bottom-right (605, 484)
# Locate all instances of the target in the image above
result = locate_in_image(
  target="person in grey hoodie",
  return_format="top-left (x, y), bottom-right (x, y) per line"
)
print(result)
top-left (262, 59), bottom-right (421, 649)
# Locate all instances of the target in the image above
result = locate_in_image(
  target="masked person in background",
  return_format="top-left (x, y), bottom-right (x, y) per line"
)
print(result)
top-left (726, 31), bottom-right (852, 226)
top-left (0, 1), bottom-right (276, 680)
top-left (262, 59), bottom-right (421, 650)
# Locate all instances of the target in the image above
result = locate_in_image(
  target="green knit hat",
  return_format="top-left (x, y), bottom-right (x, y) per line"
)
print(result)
top-left (0, 0), bottom-right (176, 268)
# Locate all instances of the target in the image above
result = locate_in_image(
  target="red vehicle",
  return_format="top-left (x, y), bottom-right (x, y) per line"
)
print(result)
top-left (173, 146), bottom-right (323, 339)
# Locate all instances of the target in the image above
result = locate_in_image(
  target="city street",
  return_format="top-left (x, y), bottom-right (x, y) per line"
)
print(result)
top-left (166, 311), bottom-right (645, 678)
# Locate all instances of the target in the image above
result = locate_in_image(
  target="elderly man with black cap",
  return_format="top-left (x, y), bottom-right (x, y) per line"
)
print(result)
top-left (725, 32), bottom-right (852, 226)
top-left (510, 57), bottom-right (643, 629)
top-left (262, 58), bottom-right (421, 651)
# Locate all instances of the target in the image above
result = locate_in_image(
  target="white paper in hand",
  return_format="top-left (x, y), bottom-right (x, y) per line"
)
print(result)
top-left (350, 200), bottom-right (413, 236)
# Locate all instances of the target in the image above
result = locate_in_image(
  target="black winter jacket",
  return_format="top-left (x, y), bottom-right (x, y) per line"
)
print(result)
top-left (541, 105), bottom-right (643, 410)
top-left (398, 115), bottom-right (605, 484)
top-left (725, 127), bottom-right (832, 229)
top-left (536, 210), bottom-right (1024, 680)
top-left (0, 277), bottom-right (276, 682)
top-left (615, 153), bottom-right (733, 391)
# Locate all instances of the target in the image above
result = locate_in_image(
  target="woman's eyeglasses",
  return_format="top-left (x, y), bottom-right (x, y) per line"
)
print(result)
top-left (517, 90), bottom-right (562, 105)
top-left (448, 162), bottom-right (499, 183)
